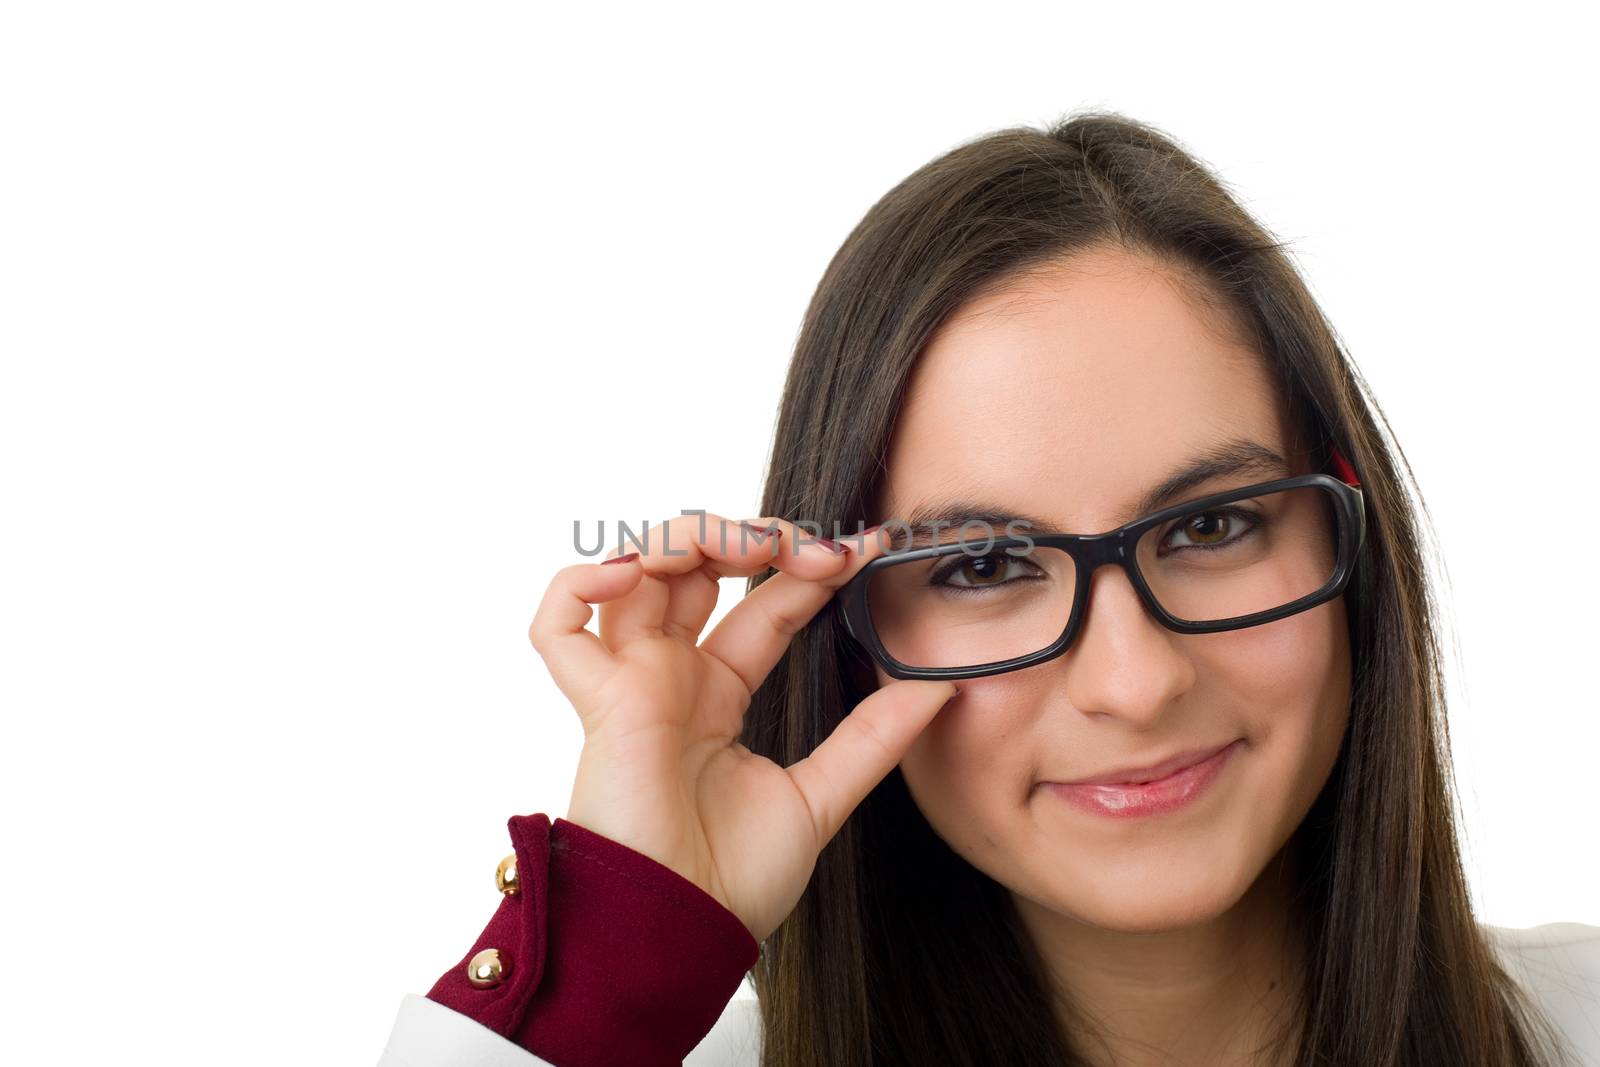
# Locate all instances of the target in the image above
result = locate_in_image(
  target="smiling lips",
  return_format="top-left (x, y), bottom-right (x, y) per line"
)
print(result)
top-left (1043, 739), bottom-right (1244, 819)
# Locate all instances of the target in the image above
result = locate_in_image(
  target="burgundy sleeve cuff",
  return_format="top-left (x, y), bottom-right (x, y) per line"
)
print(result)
top-left (425, 813), bottom-right (760, 1067)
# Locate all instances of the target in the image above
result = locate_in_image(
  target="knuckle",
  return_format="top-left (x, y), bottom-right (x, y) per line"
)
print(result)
top-left (661, 619), bottom-right (700, 643)
top-left (670, 515), bottom-right (711, 555)
top-left (795, 763), bottom-right (836, 843)
top-left (527, 626), bottom-right (554, 660)
top-left (751, 595), bottom-right (803, 638)
top-left (844, 709), bottom-right (894, 763)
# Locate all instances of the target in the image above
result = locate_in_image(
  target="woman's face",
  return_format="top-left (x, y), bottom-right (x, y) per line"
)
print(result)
top-left (874, 244), bottom-right (1351, 934)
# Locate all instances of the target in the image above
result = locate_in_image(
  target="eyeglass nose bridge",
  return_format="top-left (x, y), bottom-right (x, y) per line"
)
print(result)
top-left (1045, 525), bottom-right (1160, 654)
top-left (1066, 525), bottom-right (1135, 568)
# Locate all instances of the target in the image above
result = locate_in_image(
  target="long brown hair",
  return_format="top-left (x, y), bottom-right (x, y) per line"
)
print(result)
top-left (737, 110), bottom-right (1574, 1066)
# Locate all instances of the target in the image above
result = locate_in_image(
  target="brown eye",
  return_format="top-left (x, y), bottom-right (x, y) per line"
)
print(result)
top-left (956, 554), bottom-right (1007, 586)
top-left (929, 551), bottom-right (1035, 590)
top-left (1160, 508), bottom-right (1261, 554)
top-left (1184, 512), bottom-right (1232, 545)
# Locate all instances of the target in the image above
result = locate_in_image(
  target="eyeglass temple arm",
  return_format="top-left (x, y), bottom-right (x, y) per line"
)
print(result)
top-left (1328, 445), bottom-right (1361, 488)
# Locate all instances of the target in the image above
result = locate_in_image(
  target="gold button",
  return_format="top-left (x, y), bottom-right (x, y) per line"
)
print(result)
top-left (495, 853), bottom-right (519, 896)
top-left (467, 948), bottom-right (508, 988)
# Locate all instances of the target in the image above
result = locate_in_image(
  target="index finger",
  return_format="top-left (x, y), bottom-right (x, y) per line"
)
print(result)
top-left (696, 524), bottom-right (892, 694)
top-left (597, 514), bottom-right (860, 652)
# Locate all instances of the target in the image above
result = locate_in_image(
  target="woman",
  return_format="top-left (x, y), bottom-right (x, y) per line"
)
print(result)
top-left (377, 112), bottom-right (1600, 1066)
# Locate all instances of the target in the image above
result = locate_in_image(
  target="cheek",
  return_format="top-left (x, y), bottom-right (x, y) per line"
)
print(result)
top-left (894, 671), bottom-right (1040, 865)
top-left (1106, 600), bottom-right (1352, 922)
top-left (1215, 600), bottom-right (1351, 799)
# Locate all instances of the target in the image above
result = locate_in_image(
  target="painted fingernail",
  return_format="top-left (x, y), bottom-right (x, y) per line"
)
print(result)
top-left (601, 552), bottom-right (640, 565)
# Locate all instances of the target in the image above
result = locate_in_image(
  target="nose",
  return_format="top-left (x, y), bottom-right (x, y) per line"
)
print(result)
top-left (1054, 560), bottom-right (1194, 727)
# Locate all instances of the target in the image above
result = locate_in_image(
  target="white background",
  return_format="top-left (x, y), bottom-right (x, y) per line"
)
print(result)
top-left (2, 3), bottom-right (1595, 1063)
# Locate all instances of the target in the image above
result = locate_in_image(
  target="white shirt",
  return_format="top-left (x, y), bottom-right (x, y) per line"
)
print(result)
top-left (377, 921), bottom-right (1600, 1066)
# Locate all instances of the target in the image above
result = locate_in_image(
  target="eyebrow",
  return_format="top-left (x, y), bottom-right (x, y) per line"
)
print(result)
top-left (897, 438), bottom-right (1291, 543)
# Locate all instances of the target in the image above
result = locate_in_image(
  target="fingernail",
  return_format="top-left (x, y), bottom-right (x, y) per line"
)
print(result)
top-left (814, 536), bottom-right (846, 554)
top-left (601, 552), bottom-right (640, 565)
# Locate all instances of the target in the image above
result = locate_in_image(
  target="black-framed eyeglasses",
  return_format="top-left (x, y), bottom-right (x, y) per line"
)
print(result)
top-left (837, 471), bottom-right (1366, 681)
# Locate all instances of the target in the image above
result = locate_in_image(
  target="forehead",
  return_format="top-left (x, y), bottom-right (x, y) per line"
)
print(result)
top-left (881, 246), bottom-right (1293, 533)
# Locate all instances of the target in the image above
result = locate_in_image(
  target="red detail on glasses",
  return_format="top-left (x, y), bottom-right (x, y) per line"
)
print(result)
top-left (1328, 446), bottom-right (1360, 488)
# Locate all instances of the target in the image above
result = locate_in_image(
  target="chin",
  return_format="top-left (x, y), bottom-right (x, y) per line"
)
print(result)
top-left (1073, 882), bottom-right (1248, 933)
top-left (1027, 838), bottom-right (1266, 934)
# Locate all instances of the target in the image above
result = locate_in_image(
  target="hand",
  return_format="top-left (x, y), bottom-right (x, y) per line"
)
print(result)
top-left (527, 514), bottom-right (957, 943)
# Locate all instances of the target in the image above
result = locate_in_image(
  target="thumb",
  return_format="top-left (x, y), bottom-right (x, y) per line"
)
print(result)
top-left (786, 679), bottom-right (959, 848)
